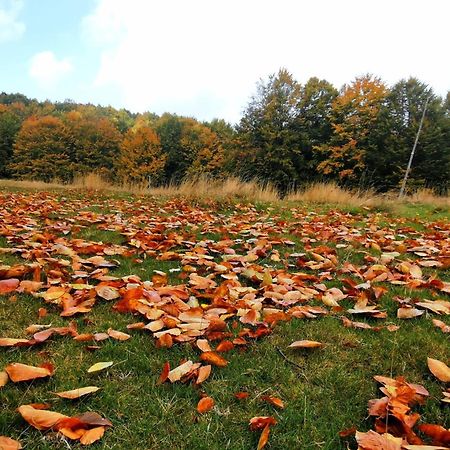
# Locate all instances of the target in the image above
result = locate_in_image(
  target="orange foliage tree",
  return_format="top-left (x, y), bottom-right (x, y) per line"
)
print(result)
top-left (9, 115), bottom-right (72, 181)
top-left (316, 75), bottom-right (388, 182)
top-left (116, 126), bottom-right (166, 184)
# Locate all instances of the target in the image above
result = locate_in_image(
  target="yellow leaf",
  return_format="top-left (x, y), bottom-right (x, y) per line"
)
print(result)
top-left (87, 362), bottom-right (113, 373)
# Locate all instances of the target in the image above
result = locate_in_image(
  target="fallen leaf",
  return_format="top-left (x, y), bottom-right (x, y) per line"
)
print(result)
top-left (17, 404), bottom-right (68, 430)
top-left (79, 426), bottom-right (105, 445)
top-left (427, 358), bottom-right (450, 382)
top-left (168, 360), bottom-right (193, 382)
top-left (199, 351), bottom-right (228, 367)
top-left (107, 328), bottom-right (131, 341)
top-left (0, 436), bottom-right (22, 449)
top-left (261, 395), bottom-right (284, 409)
top-left (257, 424), bottom-right (270, 450)
top-left (55, 386), bottom-right (100, 399)
top-left (5, 363), bottom-right (53, 382)
top-left (288, 340), bottom-right (324, 349)
top-left (87, 361), bottom-right (113, 373)
top-left (197, 396), bottom-right (214, 413)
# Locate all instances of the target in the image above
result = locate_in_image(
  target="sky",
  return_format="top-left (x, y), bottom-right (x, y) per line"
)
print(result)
top-left (1, 0), bottom-right (449, 124)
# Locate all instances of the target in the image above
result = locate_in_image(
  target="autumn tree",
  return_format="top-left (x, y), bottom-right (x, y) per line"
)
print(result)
top-left (156, 114), bottom-right (224, 182)
top-left (10, 115), bottom-right (72, 181)
top-left (316, 75), bottom-right (388, 183)
top-left (116, 126), bottom-right (166, 184)
top-left (64, 111), bottom-right (122, 178)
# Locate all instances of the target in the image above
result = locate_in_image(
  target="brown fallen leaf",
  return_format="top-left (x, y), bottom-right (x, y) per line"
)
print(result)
top-left (0, 436), bottom-right (22, 449)
top-left (5, 363), bottom-right (54, 382)
top-left (288, 340), bottom-right (324, 349)
top-left (0, 338), bottom-right (31, 347)
top-left (0, 370), bottom-right (9, 387)
top-left (0, 278), bottom-right (20, 294)
top-left (249, 416), bottom-right (277, 431)
top-left (417, 424), bottom-right (450, 446)
top-left (234, 392), bottom-right (250, 400)
top-left (432, 319), bottom-right (450, 333)
top-left (55, 386), bottom-right (100, 399)
top-left (355, 430), bottom-right (402, 450)
top-left (197, 396), bottom-right (215, 414)
top-left (397, 307), bottom-right (424, 319)
top-left (427, 357), bottom-right (450, 382)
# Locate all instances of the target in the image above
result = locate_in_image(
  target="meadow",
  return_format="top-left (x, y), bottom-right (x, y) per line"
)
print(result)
top-left (0, 181), bottom-right (449, 449)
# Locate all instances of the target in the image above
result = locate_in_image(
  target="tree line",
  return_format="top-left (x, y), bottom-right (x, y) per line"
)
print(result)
top-left (1, 71), bottom-right (449, 193)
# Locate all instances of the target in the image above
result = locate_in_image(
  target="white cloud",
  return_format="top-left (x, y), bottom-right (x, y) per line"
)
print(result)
top-left (83, 0), bottom-right (450, 123)
top-left (29, 51), bottom-right (73, 88)
top-left (0, 0), bottom-right (25, 43)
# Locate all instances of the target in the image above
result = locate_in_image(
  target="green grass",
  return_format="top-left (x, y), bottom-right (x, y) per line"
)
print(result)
top-left (0, 188), bottom-right (449, 449)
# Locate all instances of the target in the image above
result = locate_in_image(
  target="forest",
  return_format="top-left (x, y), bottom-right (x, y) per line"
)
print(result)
top-left (1, 70), bottom-right (449, 194)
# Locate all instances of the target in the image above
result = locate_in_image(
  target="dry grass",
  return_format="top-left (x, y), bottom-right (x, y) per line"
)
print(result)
top-left (0, 176), bottom-right (448, 209)
top-left (406, 188), bottom-right (450, 208)
top-left (286, 182), bottom-right (379, 207)
top-left (148, 177), bottom-right (280, 202)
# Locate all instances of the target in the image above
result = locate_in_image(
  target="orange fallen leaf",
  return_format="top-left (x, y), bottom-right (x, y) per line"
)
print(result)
top-left (257, 424), bottom-right (270, 450)
top-left (79, 426), bottom-right (105, 445)
top-left (55, 386), bottom-right (100, 399)
top-left (417, 424), bottom-right (450, 446)
top-left (168, 360), bottom-right (193, 382)
top-left (0, 338), bottom-right (31, 347)
top-left (107, 328), bottom-right (131, 341)
top-left (249, 416), bottom-right (277, 431)
top-left (355, 430), bottom-right (402, 450)
top-left (5, 363), bottom-right (54, 382)
top-left (427, 357), bottom-right (450, 382)
top-left (197, 396), bottom-right (214, 413)
top-left (216, 340), bottom-right (234, 352)
top-left (0, 279), bottom-right (19, 294)
top-left (0, 436), bottom-right (22, 449)
top-left (17, 404), bottom-right (68, 430)
top-left (261, 395), bottom-right (284, 409)
top-left (432, 319), bottom-right (450, 333)
top-left (234, 392), bottom-right (250, 400)
top-left (0, 371), bottom-right (9, 387)
top-left (199, 351), bottom-right (228, 367)
top-left (157, 361), bottom-right (170, 385)
top-left (196, 365), bottom-right (212, 384)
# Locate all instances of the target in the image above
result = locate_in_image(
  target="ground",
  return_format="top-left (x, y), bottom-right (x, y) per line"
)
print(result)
top-left (0, 188), bottom-right (449, 449)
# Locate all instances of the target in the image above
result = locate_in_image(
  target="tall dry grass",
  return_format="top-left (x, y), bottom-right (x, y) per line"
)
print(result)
top-left (0, 175), bottom-right (448, 209)
top-left (286, 182), bottom-right (379, 207)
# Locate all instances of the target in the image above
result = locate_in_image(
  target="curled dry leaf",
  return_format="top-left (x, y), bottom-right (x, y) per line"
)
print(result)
top-left (87, 361), bottom-right (113, 373)
top-left (427, 358), bottom-right (450, 383)
top-left (0, 436), bottom-right (22, 449)
top-left (55, 386), bottom-right (100, 399)
top-left (199, 351), bottom-right (228, 367)
top-left (197, 396), bottom-right (215, 414)
top-left (355, 430), bottom-right (402, 450)
top-left (157, 361), bottom-right (170, 385)
top-left (5, 363), bottom-right (54, 382)
top-left (397, 308), bottom-right (424, 319)
top-left (249, 416), bottom-right (277, 431)
top-left (288, 340), bottom-right (324, 349)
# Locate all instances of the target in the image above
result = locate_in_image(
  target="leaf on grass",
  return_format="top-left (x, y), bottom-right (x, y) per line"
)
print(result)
top-left (288, 340), bottom-right (324, 349)
top-left (257, 424), bottom-right (270, 450)
top-left (17, 404), bottom-right (68, 430)
top-left (0, 371), bottom-right (9, 387)
top-left (0, 436), bottom-right (22, 449)
top-left (432, 319), bottom-right (450, 333)
top-left (397, 308), bottom-right (424, 319)
top-left (234, 392), bottom-right (250, 400)
top-left (249, 416), bottom-right (277, 431)
top-left (79, 426), bottom-right (105, 445)
top-left (199, 351), bottom-right (228, 367)
top-left (261, 395), bottom-right (284, 409)
top-left (0, 338), bottom-right (30, 347)
top-left (417, 424), bottom-right (450, 446)
top-left (0, 279), bottom-right (19, 294)
top-left (55, 386), bottom-right (100, 399)
top-left (197, 396), bottom-right (214, 413)
top-left (157, 361), bottom-right (170, 385)
top-left (355, 430), bottom-right (402, 450)
top-left (168, 360), bottom-right (193, 383)
top-left (196, 365), bottom-right (212, 384)
top-left (5, 363), bottom-right (54, 382)
top-left (107, 328), bottom-right (131, 341)
top-left (427, 358), bottom-right (450, 382)
top-left (95, 285), bottom-right (120, 300)
top-left (87, 361), bottom-right (113, 373)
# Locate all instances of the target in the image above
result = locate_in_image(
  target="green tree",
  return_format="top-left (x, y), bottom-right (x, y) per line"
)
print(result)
top-left (237, 68), bottom-right (304, 191)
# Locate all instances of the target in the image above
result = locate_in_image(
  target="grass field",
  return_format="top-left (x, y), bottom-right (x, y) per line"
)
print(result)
top-left (0, 186), bottom-right (449, 449)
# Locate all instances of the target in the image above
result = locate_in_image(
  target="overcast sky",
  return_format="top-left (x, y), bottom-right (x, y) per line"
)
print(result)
top-left (1, 0), bottom-right (449, 124)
